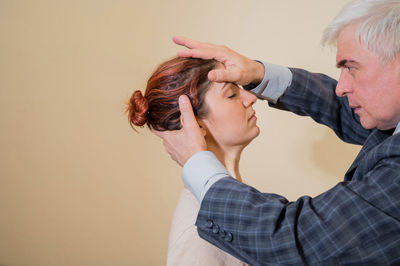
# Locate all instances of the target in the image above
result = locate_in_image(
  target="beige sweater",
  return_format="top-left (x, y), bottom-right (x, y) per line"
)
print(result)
top-left (167, 188), bottom-right (248, 266)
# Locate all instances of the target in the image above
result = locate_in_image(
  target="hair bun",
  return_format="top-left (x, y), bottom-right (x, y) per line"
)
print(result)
top-left (127, 90), bottom-right (149, 128)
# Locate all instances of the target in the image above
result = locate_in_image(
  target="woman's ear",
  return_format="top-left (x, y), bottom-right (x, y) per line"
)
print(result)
top-left (197, 119), bottom-right (208, 137)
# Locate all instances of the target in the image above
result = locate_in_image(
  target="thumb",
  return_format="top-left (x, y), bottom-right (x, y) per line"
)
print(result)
top-left (208, 69), bottom-right (237, 83)
top-left (178, 95), bottom-right (197, 128)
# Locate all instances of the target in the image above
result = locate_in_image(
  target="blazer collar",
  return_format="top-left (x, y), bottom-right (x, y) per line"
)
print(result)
top-left (344, 129), bottom-right (393, 180)
top-left (394, 121), bottom-right (400, 135)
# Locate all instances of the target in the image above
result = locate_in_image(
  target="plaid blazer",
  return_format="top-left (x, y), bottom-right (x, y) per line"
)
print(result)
top-left (195, 68), bottom-right (400, 265)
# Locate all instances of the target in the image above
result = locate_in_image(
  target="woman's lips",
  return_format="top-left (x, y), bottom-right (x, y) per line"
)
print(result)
top-left (249, 112), bottom-right (256, 121)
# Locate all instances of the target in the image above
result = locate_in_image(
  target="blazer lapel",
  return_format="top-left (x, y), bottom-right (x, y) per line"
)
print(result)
top-left (344, 129), bottom-right (393, 181)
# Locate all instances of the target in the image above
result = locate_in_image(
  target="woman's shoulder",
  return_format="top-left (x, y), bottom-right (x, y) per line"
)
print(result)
top-left (167, 188), bottom-right (248, 266)
top-left (168, 188), bottom-right (200, 247)
top-left (172, 188), bottom-right (200, 225)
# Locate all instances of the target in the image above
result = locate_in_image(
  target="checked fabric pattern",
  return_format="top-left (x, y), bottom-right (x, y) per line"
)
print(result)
top-left (195, 68), bottom-right (400, 265)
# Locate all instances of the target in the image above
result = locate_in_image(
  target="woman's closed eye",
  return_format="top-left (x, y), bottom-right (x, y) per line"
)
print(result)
top-left (228, 93), bottom-right (237, 99)
top-left (228, 86), bottom-right (239, 99)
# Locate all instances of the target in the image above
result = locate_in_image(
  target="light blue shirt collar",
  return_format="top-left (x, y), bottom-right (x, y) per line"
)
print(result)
top-left (394, 121), bottom-right (400, 135)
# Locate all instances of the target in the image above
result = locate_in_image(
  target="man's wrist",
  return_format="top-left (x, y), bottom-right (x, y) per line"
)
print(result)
top-left (252, 60), bottom-right (265, 85)
top-left (244, 60), bottom-right (265, 90)
top-left (182, 151), bottom-right (230, 202)
top-left (244, 61), bottom-right (292, 104)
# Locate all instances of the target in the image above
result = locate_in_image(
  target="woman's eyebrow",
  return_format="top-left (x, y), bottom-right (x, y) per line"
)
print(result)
top-left (219, 82), bottom-right (229, 92)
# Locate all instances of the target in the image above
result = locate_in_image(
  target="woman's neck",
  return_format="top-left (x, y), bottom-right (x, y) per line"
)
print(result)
top-left (208, 143), bottom-right (244, 182)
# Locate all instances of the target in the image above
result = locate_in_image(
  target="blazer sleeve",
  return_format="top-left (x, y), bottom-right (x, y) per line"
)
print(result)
top-left (194, 68), bottom-right (400, 265)
top-left (269, 68), bottom-right (371, 145)
top-left (196, 161), bottom-right (400, 265)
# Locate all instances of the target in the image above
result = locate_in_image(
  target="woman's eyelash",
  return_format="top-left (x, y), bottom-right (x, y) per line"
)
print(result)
top-left (228, 93), bottom-right (237, 99)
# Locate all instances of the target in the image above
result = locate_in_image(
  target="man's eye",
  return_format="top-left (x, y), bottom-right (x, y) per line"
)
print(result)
top-left (228, 93), bottom-right (237, 99)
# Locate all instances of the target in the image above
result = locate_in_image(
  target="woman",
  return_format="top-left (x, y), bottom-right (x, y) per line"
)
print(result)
top-left (127, 57), bottom-right (258, 265)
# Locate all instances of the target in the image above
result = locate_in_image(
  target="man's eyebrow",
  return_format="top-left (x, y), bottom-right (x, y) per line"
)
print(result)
top-left (336, 59), bottom-right (357, 68)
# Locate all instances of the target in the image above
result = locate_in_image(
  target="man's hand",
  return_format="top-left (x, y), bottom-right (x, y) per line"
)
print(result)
top-left (153, 95), bottom-right (207, 166)
top-left (173, 36), bottom-right (265, 86)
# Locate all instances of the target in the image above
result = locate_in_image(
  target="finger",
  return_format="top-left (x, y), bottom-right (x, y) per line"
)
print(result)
top-left (173, 36), bottom-right (216, 49)
top-left (178, 95), bottom-right (198, 128)
top-left (180, 112), bottom-right (184, 127)
top-left (208, 69), bottom-right (239, 83)
top-left (151, 128), bottom-right (166, 138)
top-left (172, 36), bottom-right (207, 49)
top-left (177, 47), bottom-right (218, 60)
top-left (178, 47), bottom-right (231, 63)
top-left (152, 128), bottom-right (179, 140)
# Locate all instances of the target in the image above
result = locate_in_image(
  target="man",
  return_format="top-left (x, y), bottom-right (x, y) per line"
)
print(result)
top-left (155, 0), bottom-right (400, 264)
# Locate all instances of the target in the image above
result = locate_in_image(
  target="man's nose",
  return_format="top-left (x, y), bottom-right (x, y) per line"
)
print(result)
top-left (336, 70), bottom-right (353, 97)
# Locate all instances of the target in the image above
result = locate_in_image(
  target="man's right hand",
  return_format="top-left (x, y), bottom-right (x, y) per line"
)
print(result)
top-left (173, 36), bottom-right (265, 86)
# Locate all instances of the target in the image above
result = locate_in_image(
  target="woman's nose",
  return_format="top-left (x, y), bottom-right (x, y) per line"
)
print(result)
top-left (241, 89), bottom-right (257, 107)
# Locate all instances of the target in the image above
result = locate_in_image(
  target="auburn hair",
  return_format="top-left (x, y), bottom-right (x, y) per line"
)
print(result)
top-left (127, 57), bottom-right (217, 131)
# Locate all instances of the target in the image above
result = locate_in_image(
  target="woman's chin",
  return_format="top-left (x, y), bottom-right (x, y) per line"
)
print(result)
top-left (250, 126), bottom-right (261, 140)
top-left (242, 130), bottom-right (261, 146)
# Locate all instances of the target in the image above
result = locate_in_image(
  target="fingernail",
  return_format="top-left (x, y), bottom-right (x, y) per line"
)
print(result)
top-left (179, 95), bottom-right (188, 104)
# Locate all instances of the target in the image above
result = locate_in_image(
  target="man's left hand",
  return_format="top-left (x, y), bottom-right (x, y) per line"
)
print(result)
top-left (153, 95), bottom-right (207, 166)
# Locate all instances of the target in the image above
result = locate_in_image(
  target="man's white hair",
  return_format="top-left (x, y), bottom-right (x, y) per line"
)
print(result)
top-left (322, 0), bottom-right (400, 63)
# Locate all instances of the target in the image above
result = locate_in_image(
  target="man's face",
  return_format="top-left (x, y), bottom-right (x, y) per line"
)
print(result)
top-left (336, 24), bottom-right (400, 130)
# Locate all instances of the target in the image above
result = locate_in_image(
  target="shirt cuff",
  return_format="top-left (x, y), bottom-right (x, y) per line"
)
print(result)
top-left (244, 61), bottom-right (293, 103)
top-left (182, 151), bottom-right (231, 203)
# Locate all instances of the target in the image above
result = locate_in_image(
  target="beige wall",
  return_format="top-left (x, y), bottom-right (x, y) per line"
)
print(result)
top-left (0, 0), bottom-right (358, 265)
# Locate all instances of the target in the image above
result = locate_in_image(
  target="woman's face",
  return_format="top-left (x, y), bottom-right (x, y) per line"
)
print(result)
top-left (199, 80), bottom-right (260, 149)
